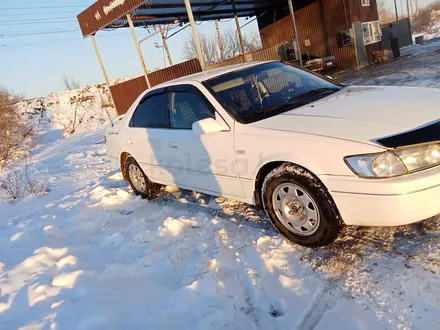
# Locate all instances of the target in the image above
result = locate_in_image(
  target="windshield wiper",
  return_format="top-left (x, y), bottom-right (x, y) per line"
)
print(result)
top-left (295, 87), bottom-right (340, 99)
top-left (242, 99), bottom-right (308, 119)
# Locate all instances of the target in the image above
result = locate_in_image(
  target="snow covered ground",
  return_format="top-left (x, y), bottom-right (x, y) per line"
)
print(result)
top-left (1, 41), bottom-right (440, 329)
top-left (1, 131), bottom-right (440, 330)
top-left (337, 39), bottom-right (440, 88)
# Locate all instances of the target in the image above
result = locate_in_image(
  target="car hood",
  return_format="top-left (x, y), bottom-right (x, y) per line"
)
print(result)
top-left (249, 86), bottom-right (440, 147)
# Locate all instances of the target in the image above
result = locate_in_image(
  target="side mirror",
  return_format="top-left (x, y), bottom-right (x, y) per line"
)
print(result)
top-left (192, 117), bottom-right (229, 135)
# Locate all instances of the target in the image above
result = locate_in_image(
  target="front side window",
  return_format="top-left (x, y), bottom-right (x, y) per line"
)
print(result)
top-left (362, 21), bottom-right (381, 45)
top-left (204, 62), bottom-right (341, 124)
top-left (169, 91), bottom-right (215, 129)
top-left (129, 93), bottom-right (168, 128)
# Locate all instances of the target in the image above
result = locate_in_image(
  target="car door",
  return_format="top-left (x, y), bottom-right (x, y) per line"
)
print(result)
top-left (165, 84), bottom-right (244, 200)
top-left (124, 88), bottom-right (175, 185)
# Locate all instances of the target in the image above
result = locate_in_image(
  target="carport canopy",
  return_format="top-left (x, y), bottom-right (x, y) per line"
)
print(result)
top-left (77, 0), bottom-right (306, 109)
top-left (77, 0), bottom-right (304, 37)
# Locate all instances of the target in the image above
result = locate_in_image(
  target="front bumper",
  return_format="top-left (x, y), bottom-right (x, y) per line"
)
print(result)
top-left (320, 165), bottom-right (440, 226)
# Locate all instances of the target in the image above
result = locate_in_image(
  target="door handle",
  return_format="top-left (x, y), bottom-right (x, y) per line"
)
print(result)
top-left (128, 140), bottom-right (133, 145)
top-left (169, 144), bottom-right (178, 149)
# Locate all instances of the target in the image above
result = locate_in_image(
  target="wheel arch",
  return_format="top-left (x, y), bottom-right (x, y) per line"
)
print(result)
top-left (120, 152), bottom-right (131, 181)
top-left (254, 161), bottom-right (336, 211)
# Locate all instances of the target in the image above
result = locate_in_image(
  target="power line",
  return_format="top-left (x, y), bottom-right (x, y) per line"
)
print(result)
top-left (0, 31), bottom-right (132, 51)
top-left (1, 30), bottom-right (79, 38)
top-left (0, 10), bottom-right (80, 17)
top-left (0, 17), bottom-right (77, 23)
top-left (0, 5), bottom-right (89, 10)
top-left (0, 20), bottom-right (78, 26)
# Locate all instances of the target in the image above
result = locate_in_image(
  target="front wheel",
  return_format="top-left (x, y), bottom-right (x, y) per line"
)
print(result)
top-left (262, 163), bottom-right (342, 247)
top-left (125, 156), bottom-right (161, 199)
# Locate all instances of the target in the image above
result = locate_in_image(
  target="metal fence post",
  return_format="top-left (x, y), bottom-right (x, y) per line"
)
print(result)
top-left (91, 35), bottom-right (116, 117)
top-left (127, 14), bottom-right (151, 88)
top-left (287, 0), bottom-right (303, 66)
top-left (183, 0), bottom-right (206, 71)
top-left (235, 14), bottom-right (247, 62)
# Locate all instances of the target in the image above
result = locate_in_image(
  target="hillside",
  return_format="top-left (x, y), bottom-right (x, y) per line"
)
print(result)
top-left (15, 84), bottom-right (117, 148)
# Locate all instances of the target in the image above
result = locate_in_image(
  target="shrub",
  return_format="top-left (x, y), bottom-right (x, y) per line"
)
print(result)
top-left (0, 157), bottom-right (47, 201)
top-left (0, 86), bottom-right (31, 167)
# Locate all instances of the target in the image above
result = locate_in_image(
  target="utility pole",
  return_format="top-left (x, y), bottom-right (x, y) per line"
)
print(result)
top-left (394, 0), bottom-right (399, 21)
top-left (159, 25), bottom-right (173, 66)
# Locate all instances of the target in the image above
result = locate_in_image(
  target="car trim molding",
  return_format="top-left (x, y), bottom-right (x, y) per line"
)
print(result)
top-left (331, 182), bottom-right (440, 197)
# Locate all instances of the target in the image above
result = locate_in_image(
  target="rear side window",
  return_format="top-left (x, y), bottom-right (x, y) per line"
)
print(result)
top-left (129, 93), bottom-right (168, 128)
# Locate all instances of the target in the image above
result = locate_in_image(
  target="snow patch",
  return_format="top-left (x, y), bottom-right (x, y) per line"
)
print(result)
top-left (52, 270), bottom-right (83, 288)
top-left (100, 232), bottom-right (124, 247)
top-left (44, 225), bottom-right (63, 239)
top-left (56, 255), bottom-right (78, 269)
top-left (78, 314), bottom-right (107, 330)
top-left (10, 232), bottom-right (24, 241)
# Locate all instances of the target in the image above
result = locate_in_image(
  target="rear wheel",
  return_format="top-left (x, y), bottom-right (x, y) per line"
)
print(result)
top-left (262, 163), bottom-right (341, 247)
top-left (125, 156), bottom-right (161, 199)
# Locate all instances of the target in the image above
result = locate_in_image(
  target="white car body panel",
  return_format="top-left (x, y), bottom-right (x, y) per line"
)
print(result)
top-left (105, 61), bottom-right (440, 227)
top-left (250, 86), bottom-right (440, 146)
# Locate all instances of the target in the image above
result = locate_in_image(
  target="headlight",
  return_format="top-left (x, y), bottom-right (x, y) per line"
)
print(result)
top-left (345, 143), bottom-right (440, 178)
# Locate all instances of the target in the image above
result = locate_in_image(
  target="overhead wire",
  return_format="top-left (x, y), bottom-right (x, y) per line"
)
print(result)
top-left (0, 10), bottom-right (81, 17)
top-left (0, 5), bottom-right (89, 10)
top-left (0, 20), bottom-right (78, 26)
top-left (1, 30), bottom-right (80, 38)
top-left (0, 17), bottom-right (78, 23)
top-left (0, 30), bottom-right (133, 52)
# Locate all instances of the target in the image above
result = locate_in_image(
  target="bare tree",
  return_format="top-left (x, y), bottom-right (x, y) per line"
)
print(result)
top-left (66, 87), bottom-right (95, 135)
top-left (377, 0), bottom-right (396, 24)
top-left (412, 8), bottom-right (433, 33)
top-left (181, 28), bottom-right (262, 63)
top-left (182, 34), bottom-right (221, 65)
top-left (61, 74), bottom-right (80, 91)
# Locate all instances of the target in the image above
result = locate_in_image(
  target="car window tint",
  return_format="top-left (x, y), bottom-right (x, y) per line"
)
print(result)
top-left (169, 91), bottom-right (214, 129)
top-left (205, 62), bottom-right (340, 124)
top-left (129, 93), bottom-right (168, 128)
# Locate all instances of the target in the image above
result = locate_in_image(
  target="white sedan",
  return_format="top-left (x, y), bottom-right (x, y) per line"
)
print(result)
top-left (106, 61), bottom-right (440, 247)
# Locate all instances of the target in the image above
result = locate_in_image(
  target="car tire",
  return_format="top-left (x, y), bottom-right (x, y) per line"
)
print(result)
top-left (262, 163), bottom-right (342, 247)
top-left (125, 156), bottom-right (161, 199)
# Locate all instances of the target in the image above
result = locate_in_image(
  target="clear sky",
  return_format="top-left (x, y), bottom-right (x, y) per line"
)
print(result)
top-left (0, 0), bottom-right (260, 98)
top-left (0, 0), bottom-right (437, 98)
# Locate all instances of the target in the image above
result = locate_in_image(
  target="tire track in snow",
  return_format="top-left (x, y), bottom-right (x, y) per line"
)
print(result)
top-left (297, 282), bottom-right (339, 330)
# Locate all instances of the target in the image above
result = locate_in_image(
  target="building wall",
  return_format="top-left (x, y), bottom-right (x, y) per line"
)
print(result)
top-left (348, 0), bottom-right (379, 23)
top-left (259, 2), bottom-right (327, 59)
top-left (258, 0), bottom-right (381, 70)
top-left (258, 0), bottom-right (357, 70)
top-left (320, 0), bottom-right (357, 69)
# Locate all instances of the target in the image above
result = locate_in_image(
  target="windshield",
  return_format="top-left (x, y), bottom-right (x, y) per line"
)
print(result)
top-left (204, 62), bottom-right (341, 124)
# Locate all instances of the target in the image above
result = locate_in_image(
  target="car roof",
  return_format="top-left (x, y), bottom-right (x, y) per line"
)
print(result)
top-left (152, 60), bottom-right (273, 89)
